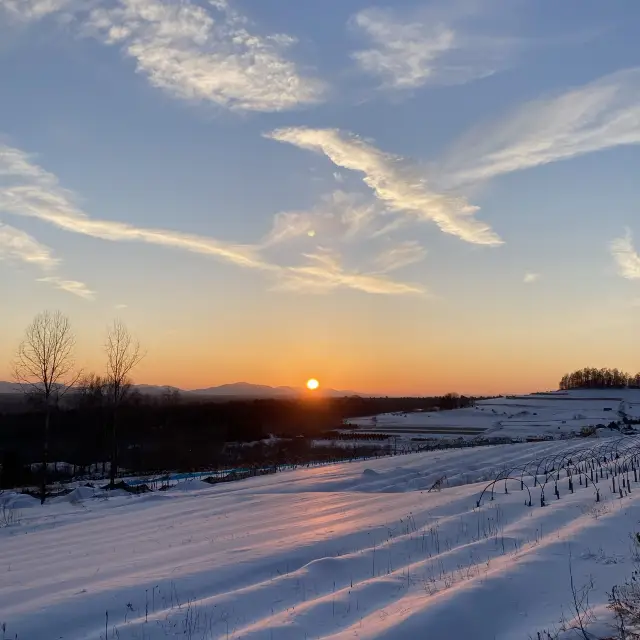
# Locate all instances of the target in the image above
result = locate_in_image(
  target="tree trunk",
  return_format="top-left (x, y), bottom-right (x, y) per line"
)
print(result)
top-left (41, 406), bottom-right (50, 505)
top-left (109, 408), bottom-right (118, 488)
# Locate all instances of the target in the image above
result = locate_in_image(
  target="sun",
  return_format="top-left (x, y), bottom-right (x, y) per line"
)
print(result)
top-left (306, 378), bottom-right (320, 391)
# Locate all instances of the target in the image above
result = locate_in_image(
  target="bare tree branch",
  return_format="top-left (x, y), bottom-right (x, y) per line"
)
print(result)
top-left (13, 310), bottom-right (80, 402)
top-left (105, 319), bottom-right (145, 407)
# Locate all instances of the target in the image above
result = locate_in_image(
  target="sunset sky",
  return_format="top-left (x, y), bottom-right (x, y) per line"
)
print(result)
top-left (2, 0), bottom-right (640, 396)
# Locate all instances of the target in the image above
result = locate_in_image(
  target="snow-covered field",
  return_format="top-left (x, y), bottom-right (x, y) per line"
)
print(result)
top-left (3, 435), bottom-right (640, 639)
top-left (348, 389), bottom-right (640, 441)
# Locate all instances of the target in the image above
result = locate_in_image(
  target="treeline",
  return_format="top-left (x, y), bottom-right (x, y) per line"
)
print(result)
top-left (559, 367), bottom-right (640, 390)
top-left (0, 394), bottom-right (473, 489)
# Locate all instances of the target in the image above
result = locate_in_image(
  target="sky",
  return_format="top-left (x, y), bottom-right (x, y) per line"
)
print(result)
top-left (1, 0), bottom-right (640, 396)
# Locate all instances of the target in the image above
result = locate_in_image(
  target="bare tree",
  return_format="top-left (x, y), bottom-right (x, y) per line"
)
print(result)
top-left (12, 311), bottom-right (80, 503)
top-left (105, 320), bottom-right (145, 487)
top-left (77, 373), bottom-right (108, 408)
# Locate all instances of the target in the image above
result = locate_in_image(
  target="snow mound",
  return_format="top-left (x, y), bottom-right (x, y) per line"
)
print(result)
top-left (0, 492), bottom-right (39, 509)
top-left (168, 479), bottom-right (212, 492)
top-left (104, 488), bottom-right (131, 498)
top-left (51, 486), bottom-right (103, 503)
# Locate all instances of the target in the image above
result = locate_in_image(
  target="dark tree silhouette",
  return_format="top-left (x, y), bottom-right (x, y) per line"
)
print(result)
top-left (12, 311), bottom-right (80, 503)
top-left (559, 367), bottom-right (640, 390)
top-left (105, 320), bottom-right (145, 487)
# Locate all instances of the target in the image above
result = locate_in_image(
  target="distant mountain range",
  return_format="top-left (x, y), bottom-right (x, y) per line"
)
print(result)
top-left (0, 381), bottom-right (366, 398)
top-left (137, 382), bottom-right (365, 398)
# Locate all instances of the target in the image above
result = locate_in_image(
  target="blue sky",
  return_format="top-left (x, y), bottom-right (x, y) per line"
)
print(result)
top-left (1, 0), bottom-right (640, 394)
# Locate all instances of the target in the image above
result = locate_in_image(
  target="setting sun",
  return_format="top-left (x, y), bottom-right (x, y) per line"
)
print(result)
top-left (306, 378), bottom-right (320, 390)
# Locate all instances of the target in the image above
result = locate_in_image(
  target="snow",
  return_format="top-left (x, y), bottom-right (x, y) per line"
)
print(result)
top-left (167, 479), bottom-right (214, 492)
top-left (3, 435), bottom-right (640, 639)
top-left (347, 389), bottom-right (640, 441)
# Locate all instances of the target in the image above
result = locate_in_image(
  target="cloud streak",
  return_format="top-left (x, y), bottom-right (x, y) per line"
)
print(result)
top-left (38, 275), bottom-right (95, 299)
top-left (523, 272), bottom-right (540, 284)
top-left (0, 143), bottom-right (269, 269)
top-left (0, 221), bottom-right (94, 298)
top-left (443, 68), bottom-right (640, 186)
top-left (278, 248), bottom-right (424, 295)
top-left (374, 241), bottom-right (426, 273)
top-left (0, 143), bottom-right (423, 297)
top-left (350, 7), bottom-right (511, 91)
top-left (267, 127), bottom-right (502, 246)
top-left (611, 229), bottom-right (640, 280)
top-left (0, 221), bottom-right (59, 271)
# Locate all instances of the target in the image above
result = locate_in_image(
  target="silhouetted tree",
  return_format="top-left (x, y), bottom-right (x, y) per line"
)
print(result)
top-left (12, 311), bottom-right (79, 503)
top-left (105, 320), bottom-right (145, 487)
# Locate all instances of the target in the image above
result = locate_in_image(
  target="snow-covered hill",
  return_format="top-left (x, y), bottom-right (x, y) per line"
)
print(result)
top-left (348, 388), bottom-right (640, 441)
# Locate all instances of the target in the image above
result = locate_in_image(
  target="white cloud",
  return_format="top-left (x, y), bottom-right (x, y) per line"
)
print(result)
top-left (350, 6), bottom-right (514, 90)
top-left (83, 0), bottom-right (325, 113)
top-left (611, 229), bottom-right (640, 280)
top-left (115, 303), bottom-right (128, 309)
top-left (523, 272), bottom-right (540, 284)
top-left (0, 221), bottom-right (59, 271)
top-left (2, 0), bottom-right (325, 113)
top-left (38, 275), bottom-right (95, 299)
top-left (374, 241), bottom-right (426, 273)
top-left (443, 68), bottom-right (640, 186)
top-left (1, 0), bottom-right (72, 21)
top-left (267, 127), bottom-right (502, 246)
top-left (0, 142), bottom-right (422, 297)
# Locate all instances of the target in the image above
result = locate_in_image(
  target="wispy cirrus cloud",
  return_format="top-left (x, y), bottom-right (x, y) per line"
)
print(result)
top-left (611, 229), bottom-right (640, 280)
top-left (277, 248), bottom-right (424, 295)
top-left (442, 68), bottom-right (640, 186)
top-left (0, 221), bottom-right (94, 298)
top-left (0, 142), bottom-right (423, 297)
top-left (0, 221), bottom-right (59, 271)
top-left (261, 191), bottom-right (380, 247)
top-left (267, 127), bottom-right (502, 246)
top-left (523, 272), bottom-right (540, 284)
top-left (38, 275), bottom-right (95, 299)
top-left (84, 0), bottom-right (326, 113)
top-left (350, 5), bottom-right (517, 91)
top-left (261, 210), bottom-right (328, 247)
top-left (374, 241), bottom-right (426, 273)
top-left (0, 143), bottom-right (269, 269)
